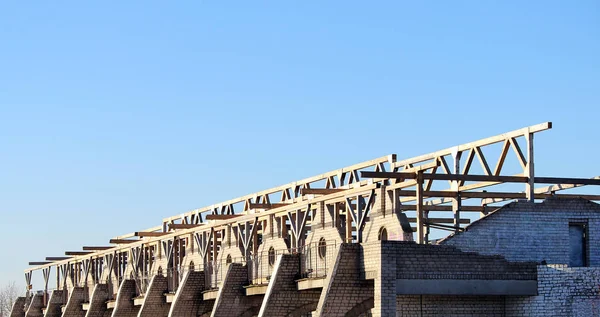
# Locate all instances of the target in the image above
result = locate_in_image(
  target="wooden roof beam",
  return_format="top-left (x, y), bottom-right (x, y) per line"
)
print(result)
top-left (168, 223), bottom-right (202, 230)
top-left (45, 257), bottom-right (71, 261)
top-left (407, 217), bottom-right (470, 224)
top-left (65, 251), bottom-right (93, 256)
top-left (29, 262), bottom-right (52, 265)
top-left (82, 246), bottom-right (114, 251)
top-left (109, 239), bottom-right (138, 244)
top-left (135, 232), bottom-right (168, 237)
top-left (205, 214), bottom-right (243, 220)
top-left (361, 171), bottom-right (529, 183)
top-left (534, 177), bottom-right (600, 186)
top-left (301, 188), bottom-right (347, 195)
top-left (248, 203), bottom-right (290, 209)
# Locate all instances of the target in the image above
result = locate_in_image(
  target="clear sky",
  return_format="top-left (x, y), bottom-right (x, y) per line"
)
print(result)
top-left (0, 1), bottom-right (598, 291)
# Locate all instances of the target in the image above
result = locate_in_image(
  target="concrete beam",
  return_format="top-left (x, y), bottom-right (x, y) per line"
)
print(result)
top-left (396, 279), bottom-right (538, 296)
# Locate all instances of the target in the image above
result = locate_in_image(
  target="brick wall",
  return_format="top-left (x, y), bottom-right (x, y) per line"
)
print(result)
top-left (24, 294), bottom-right (43, 317)
top-left (168, 270), bottom-right (213, 317)
top-left (506, 265), bottom-right (600, 317)
top-left (210, 263), bottom-right (262, 317)
top-left (363, 186), bottom-right (413, 243)
top-left (9, 297), bottom-right (26, 317)
top-left (110, 280), bottom-right (139, 317)
top-left (42, 290), bottom-right (64, 317)
top-left (138, 275), bottom-right (169, 317)
top-left (84, 283), bottom-right (112, 317)
top-left (258, 254), bottom-right (320, 316)
top-left (62, 287), bottom-right (86, 317)
top-left (316, 243), bottom-right (374, 317)
top-left (396, 295), bottom-right (504, 316)
top-left (441, 198), bottom-right (600, 266)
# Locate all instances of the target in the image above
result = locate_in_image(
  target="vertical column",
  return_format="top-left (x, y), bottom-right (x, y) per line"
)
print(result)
top-left (525, 130), bottom-right (535, 201)
top-left (416, 171), bottom-right (425, 244)
top-left (452, 148), bottom-right (462, 233)
top-left (345, 204), bottom-right (353, 243)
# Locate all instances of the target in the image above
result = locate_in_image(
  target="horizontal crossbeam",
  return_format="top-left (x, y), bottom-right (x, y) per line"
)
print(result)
top-left (65, 251), bottom-right (93, 256)
top-left (109, 239), bottom-right (138, 244)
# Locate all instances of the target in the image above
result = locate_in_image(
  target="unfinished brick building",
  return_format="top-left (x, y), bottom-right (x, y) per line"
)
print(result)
top-left (12, 122), bottom-right (600, 317)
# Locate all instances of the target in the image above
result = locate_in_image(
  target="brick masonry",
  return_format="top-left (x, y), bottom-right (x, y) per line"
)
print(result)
top-left (43, 290), bottom-right (65, 317)
top-left (210, 263), bottom-right (262, 317)
top-left (506, 265), bottom-right (600, 316)
top-left (9, 297), bottom-right (26, 317)
top-left (395, 295), bottom-right (504, 316)
top-left (257, 254), bottom-right (321, 317)
top-left (138, 275), bottom-right (169, 317)
top-left (441, 198), bottom-right (600, 265)
top-left (84, 284), bottom-right (112, 317)
top-left (168, 270), bottom-right (213, 317)
top-left (12, 198), bottom-right (600, 317)
top-left (109, 280), bottom-right (139, 317)
top-left (24, 294), bottom-right (43, 317)
top-left (62, 287), bottom-right (87, 317)
top-left (315, 243), bottom-right (374, 317)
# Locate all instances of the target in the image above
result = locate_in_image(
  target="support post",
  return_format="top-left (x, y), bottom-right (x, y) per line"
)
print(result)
top-left (452, 148), bottom-right (462, 233)
top-left (416, 171), bottom-right (425, 244)
top-left (525, 130), bottom-right (535, 201)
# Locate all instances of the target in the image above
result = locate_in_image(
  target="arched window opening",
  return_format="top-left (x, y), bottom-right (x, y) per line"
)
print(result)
top-left (318, 238), bottom-right (327, 259)
top-left (378, 227), bottom-right (388, 241)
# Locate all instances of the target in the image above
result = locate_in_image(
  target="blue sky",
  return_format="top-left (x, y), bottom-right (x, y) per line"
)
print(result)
top-left (0, 1), bottom-right (598, 290)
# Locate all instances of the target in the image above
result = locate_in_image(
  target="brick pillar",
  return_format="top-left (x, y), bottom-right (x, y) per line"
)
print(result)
top-left (9, 296), bottom-right (26, 317)
top-left (42, 290), bottom-right (65, 317)
top-left (258, 254), bottom-right (321, 317)
top-left (25, 294), bottom-right (44, 317)
top-left (210, 263), bottom-right (262, 317)
top-left (84, 284), bottom-right (112, 317)
top-left (315, 244), bottom-right (374, 316)
top-left (62, 287), bottom-right (87, 317)
top-left (372, 242), bottom-right (397, 317)
top-left (168, 271), bottom-right (213, 317)
top-left (138, 275), bottom-right (169, 317)
top-left (110, 280), bottom-right (139, 317)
